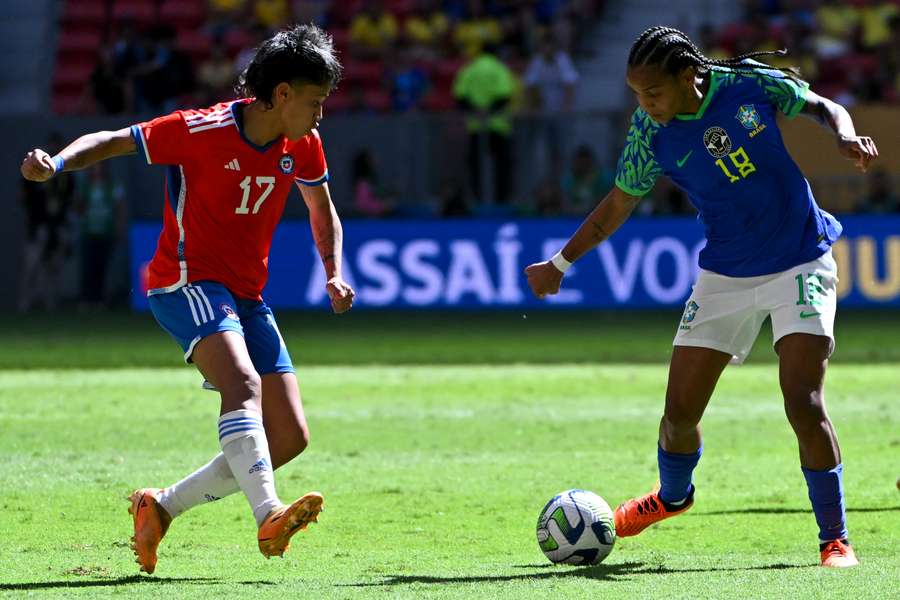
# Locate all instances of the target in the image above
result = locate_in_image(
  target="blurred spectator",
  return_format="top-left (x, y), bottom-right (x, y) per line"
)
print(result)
top-left (235, 25), bottom-right (271, 76)
top-left (198, 40), bottom-right (237, 105)
top-left (18, 133), bottom-right (74, 312)
top-left (534, 176), bottom-right (564, 216)
top-left (291, 0), bottom-right (331, 27)
top-left (859, 1), bottom-right (899, 51)
top-left (352, 150), bottom-right (395, 217)
top-left (500, 5), bottom-right (538, 60)
top-left (698, 23), bottom-right (730, 60)
top-left (560, 145), bottom-right (611, 216)
top-left (254, 0), bottom-right (291, 29)
top-left (523, 31), bottom-right (578, 177)
top-left (389, 40), bottom-right (431, 111)
top-left (403, 0), bottom-right (450, 60)
top-left (209, 0), bottom-right (249, 37)
top-left (453, 45), bottom-right (516, 205)
top-left (453, 0), bottom-right (503, 59)
top-left (349, 0), bottom-right (398, 58)
top-left (90, 45), bottom-right (128, 114)
top-left (76, 163), bottom-right (126, 310)
top-left (132, 26), bottom-right (195, 113)
top-left (814, 0), bottom-right (858, 58)
top-left (439, 179), bottom-right (470, 217)
top-left (647, 178), bottom-right (693, 216)
top-left (856, 168), bottom-right (899, 213)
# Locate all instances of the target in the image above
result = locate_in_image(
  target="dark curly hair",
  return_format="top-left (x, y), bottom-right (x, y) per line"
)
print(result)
top-left (628, 26), bottom-right (803, 83)
top-left (236, 24), bottom-right (342, 107)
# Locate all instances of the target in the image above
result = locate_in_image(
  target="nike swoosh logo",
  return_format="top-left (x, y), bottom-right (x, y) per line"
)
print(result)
top-left (799, 311), bottom-right (821, 319)
top-left (676, 150), bottom-right (693, 168)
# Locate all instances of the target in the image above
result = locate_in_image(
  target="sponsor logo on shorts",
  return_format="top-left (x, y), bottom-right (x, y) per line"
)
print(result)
top-left (220, 303), bottom-right (239, 320)
top-left (204, 494), bottom-right (221, 502)
top-left (799, 311), bottom-right (821, 319)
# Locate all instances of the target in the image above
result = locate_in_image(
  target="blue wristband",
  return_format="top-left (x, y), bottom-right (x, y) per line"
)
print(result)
top-left (51, 155), bottom-right (65, 175)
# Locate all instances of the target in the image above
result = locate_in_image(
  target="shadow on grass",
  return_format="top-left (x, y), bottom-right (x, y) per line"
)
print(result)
top-left (339, 560), bottom-right (810, 587)
top-left (702, 506), bottom-right (900, 516)
top-left (0, 576), bottom-right (276, 591)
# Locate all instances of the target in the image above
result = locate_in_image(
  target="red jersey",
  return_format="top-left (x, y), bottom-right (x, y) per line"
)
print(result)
top-left (131, 99), bottom-right (328, 300)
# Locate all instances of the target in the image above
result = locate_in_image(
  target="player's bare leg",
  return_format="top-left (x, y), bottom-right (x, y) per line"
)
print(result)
top-left (257, 372), bottom-right (322, 558)
top-left (615, 346), bottom-right (731, 536)
top-left (261, 372), bottom-right (310, 467)
top-left (776, 333), bottom-right (857, 567)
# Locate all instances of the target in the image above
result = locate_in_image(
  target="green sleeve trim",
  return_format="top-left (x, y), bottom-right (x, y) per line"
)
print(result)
top-left (782, 81), bottom-right (809, 119)
top-left (614, 178), bottom-right (651, 197)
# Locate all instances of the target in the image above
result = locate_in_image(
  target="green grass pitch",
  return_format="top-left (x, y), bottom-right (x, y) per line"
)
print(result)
top-left (0, 311), bottom-right (897, 598)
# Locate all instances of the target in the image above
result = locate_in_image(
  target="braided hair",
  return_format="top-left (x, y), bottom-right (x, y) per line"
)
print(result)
top-left (627, 26), bottom-right (802, 82)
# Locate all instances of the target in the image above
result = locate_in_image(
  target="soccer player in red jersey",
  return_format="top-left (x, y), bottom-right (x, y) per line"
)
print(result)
top-left (20, 25), bottom-right (352, 573)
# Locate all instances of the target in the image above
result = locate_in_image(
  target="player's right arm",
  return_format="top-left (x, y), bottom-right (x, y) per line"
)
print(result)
top-left (525, 186), bottom-right (641, 298)
top-left (525, 107), bottom-right (659, 299)
top-left (20, 128), bottom-right (136, 182)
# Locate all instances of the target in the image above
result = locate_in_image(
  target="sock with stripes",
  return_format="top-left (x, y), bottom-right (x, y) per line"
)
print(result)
top-left (218, 409), bottom-right (282, 526)
top-left (157, 453), bottom-right (241, 518)
top-left (802, 463), bottom-right (848, 542)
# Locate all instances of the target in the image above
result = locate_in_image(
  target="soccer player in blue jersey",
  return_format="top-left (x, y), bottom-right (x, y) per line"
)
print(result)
top-left (525, 26), bottom-right (878, 567)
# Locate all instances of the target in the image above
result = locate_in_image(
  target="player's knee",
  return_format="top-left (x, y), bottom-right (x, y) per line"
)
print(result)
top-left (219, 369), bottom-right (263, 407)
top-left (784, 391), bottom-right (828, 433)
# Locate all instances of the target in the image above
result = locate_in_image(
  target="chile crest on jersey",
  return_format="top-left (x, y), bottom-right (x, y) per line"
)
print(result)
top-left (279, 154), bottom-right (295, 175)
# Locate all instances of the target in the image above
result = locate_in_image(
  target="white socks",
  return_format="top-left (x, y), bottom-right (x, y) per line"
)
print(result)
top-left (217, 409), bottom-right (281, 526)
top-left (157, 453), bottom-right (240, 518)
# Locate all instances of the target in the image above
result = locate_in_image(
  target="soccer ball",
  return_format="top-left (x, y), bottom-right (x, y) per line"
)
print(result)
top-left (536, 489), bottom-right (616, 565)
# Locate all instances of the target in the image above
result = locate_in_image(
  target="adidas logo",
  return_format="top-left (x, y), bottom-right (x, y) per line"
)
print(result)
top-left (224, 158), bottom-right (241, 171)
top-left (248, 458), bottom-right (270, 474)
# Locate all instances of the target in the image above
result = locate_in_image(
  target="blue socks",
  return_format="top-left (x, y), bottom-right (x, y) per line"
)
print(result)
top-left (657, 444), bottom-right (702, 504)
top-left (802, 464), bottom-right (848, 542)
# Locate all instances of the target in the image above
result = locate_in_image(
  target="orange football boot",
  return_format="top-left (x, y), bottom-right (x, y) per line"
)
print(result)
top-left (127, 488), bottom-right (172, 574)
top-left (614, 485), bottom-right (694, 537)
top-left (257, 492), bottom-right (324, 558)
top-left (820, 538), bottom-right (859, 567)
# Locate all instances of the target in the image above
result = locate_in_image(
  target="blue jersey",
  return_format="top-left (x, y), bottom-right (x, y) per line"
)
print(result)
top-left (615, 63), bottom-right (842, 277)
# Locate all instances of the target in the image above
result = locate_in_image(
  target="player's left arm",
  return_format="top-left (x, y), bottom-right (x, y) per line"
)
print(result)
top-left (299, 182), bottom-right (355, 314)
top-left (799, 90), bottom-right (879, 172)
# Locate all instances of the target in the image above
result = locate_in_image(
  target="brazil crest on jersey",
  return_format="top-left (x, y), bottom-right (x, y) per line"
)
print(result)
top-left (615, 62), bottom-right (842, 277)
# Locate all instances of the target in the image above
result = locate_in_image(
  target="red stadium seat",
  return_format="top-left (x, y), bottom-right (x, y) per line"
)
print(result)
top-left (422, 89), bottom-right (455, 112)
top-left (111, 0), bottom-right (157, 25)
top-left (53, 62), bottom-right (95, 94)
top-left (363, 89), bottom-right (391, 112)
top-left (343, 61), bottom-right (385, 86)
top-left (225, 28), bottom-right (256, 56)
top-left (52, 92), bottom-right (89, 115)
top-left (57, 31), bottom-right (103, 55)
top-left (160, 1), bottom-right (207, 28)
top-left (384, 0), bottom-right (417, 18)
top-left (177, 29), bottom-right (213, 62)
top-left (61, 0), bottom-right (106, 26)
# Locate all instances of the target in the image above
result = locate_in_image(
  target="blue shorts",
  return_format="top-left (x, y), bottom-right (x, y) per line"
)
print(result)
top-left (148, 281), bottom-right (294, 375)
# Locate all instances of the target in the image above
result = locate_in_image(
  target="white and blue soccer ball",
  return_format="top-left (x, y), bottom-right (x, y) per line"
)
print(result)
top-left (536, 489), bottom-right (616, 565)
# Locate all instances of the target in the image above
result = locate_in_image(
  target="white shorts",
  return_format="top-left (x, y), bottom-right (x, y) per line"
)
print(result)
top-left (674, 250), bottom-right (838, 364)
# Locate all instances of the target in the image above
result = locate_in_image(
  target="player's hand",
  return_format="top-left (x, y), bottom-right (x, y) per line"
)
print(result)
top-left (326, 277), bottom-right (355, 314)
top-left (20, 148), bottom-right (57, 182)
top-left (524, 261), bottom-right (565, 299)
top-left (837, 134), bottom-right (878, 172)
